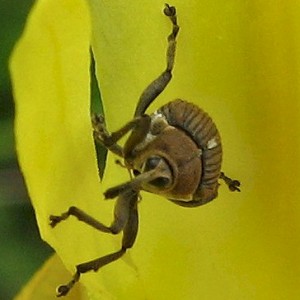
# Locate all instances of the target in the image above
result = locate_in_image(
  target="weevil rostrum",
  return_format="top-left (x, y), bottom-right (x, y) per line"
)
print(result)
top-left (50, 4), bottom-right (241, 297)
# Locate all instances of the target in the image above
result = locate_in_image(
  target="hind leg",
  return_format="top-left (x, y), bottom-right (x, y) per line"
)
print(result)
top-left (50, 189), bottom-right (139, 297)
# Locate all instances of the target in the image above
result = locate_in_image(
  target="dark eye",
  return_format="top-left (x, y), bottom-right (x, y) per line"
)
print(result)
top-left (144, 156), bottom-right (161, 172)
top-left (149, 177), bottom-right (170, 188)
top-left (133, 169), bottom-right (141, 176)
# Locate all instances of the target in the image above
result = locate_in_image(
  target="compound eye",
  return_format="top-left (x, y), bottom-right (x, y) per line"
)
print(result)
top-left (144, 156), bottom-right (161, 172)
top-left (133, 169), bottom-right (141, 177)
top-left (149, 177), bottom-right (170, 188)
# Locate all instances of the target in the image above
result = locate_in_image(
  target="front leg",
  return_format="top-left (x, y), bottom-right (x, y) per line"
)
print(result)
top-left (92, 114), bottom-right (123, 157)
top-left (92, 114), bottom-right (151, 158)
top-left (134, 4), bottom-right (179, 117)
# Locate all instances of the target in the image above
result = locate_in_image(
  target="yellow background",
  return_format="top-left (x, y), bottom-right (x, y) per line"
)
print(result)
top-left (11, 0), bottom-right (300, 299)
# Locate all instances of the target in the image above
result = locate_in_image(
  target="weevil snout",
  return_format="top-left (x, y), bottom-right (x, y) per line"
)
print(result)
top-left (137, 155), bottom-right (174, 192)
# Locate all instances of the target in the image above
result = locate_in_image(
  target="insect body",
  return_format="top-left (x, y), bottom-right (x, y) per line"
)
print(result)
top-left (50, 4), bottom-right (240, 297)
top-left (124, 99), bottom-right (223, 207)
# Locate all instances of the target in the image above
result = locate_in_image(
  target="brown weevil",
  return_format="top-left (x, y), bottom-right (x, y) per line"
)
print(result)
top-left (50, 4), bottom-right (240, 297)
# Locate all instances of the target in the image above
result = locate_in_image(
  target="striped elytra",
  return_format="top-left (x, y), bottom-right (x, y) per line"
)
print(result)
top-left (157, 99), bottom-right (222, 205)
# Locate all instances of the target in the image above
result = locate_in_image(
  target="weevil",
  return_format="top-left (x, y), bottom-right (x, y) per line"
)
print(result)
top-left (50, 4), bottom-right (240, 297)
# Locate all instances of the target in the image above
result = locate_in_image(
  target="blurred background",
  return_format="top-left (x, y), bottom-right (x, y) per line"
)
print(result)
top-left (1, 1), bottom-right (53, 299)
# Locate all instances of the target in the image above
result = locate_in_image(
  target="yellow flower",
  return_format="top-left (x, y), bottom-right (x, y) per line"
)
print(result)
top-left (11, 0), bottom-right (300, 299)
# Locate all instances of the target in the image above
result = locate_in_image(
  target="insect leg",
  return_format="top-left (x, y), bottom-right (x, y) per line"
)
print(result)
top-left (53, 189), bottom-right (139, 297)
top-left (56, 248), bottom-right (126, 297)
top-left (104, 167), bottom-right (165, 199)
top-left (50, 206), bottom-right (113, 232)
top-left (134, 4), bottom-right (180, 117)
top-left (73, 203), bottom-right (139, 294)
top-left (92, 114), bottom-right (123, 157)
top-left (92, 114), bottom-right (151, 157)
top-left (164, 4), bottom-right (180, 72)
top-left (220, 172), bottom-right (241, 192)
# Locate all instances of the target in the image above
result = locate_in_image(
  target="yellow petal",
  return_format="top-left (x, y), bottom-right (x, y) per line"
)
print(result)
top-left (14, 254), bottom-right (87, 300)
top-left (10, 0), bottom-right (121, 297)
top-left (11, 0), bottom-right (300, 299)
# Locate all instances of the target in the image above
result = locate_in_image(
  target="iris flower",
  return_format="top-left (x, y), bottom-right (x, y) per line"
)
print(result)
top-left (11, 0), bottom-right (300, 299)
